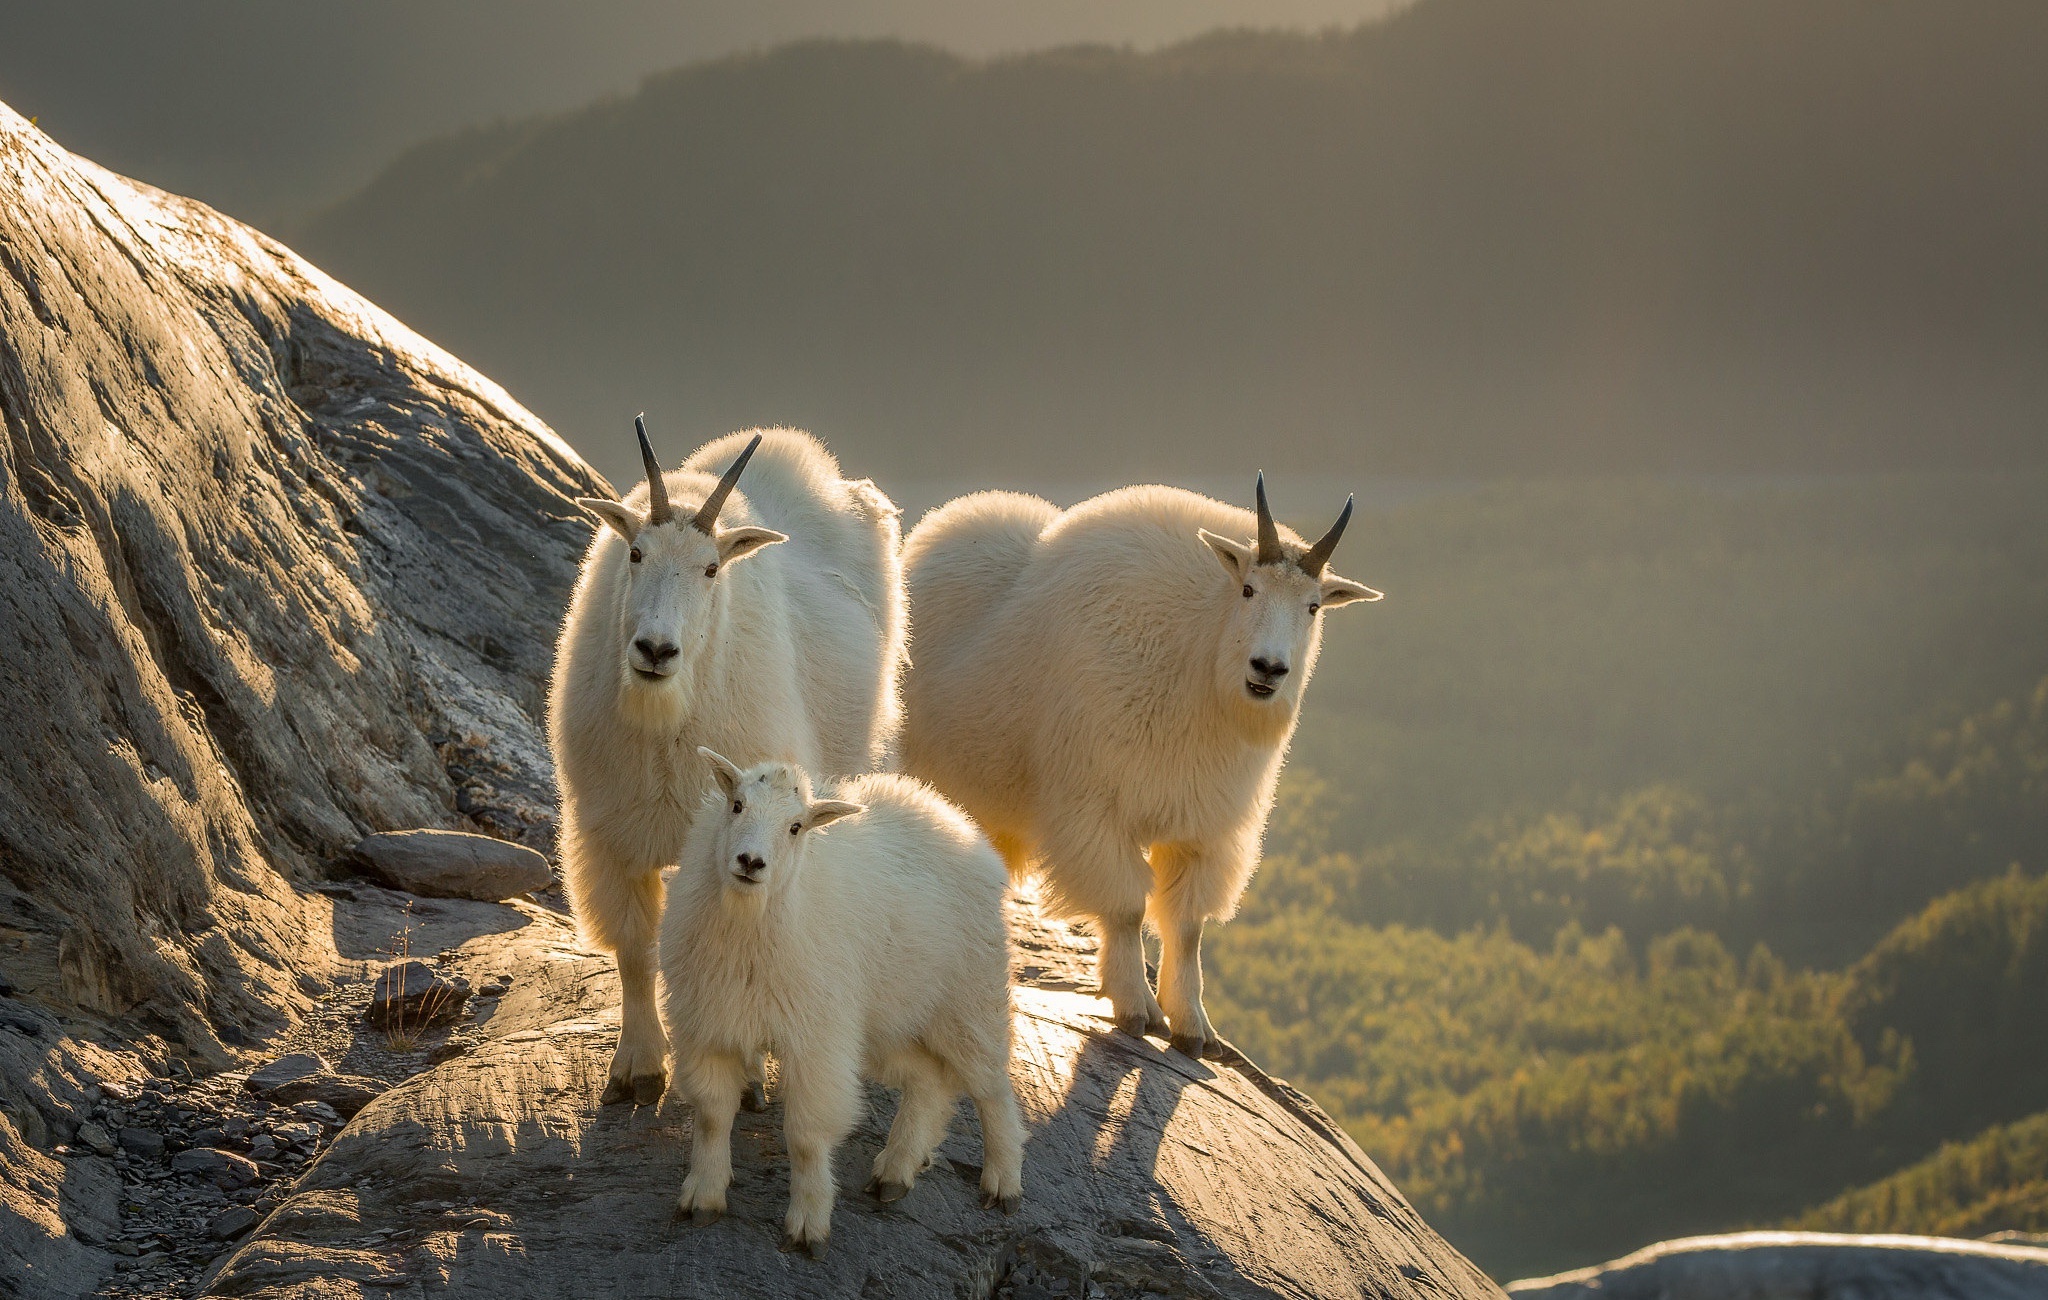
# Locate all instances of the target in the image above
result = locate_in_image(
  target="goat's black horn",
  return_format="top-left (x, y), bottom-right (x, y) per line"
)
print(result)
top-left (636, 414), bottom-right (672, 524)
top-left (1300, 495), bottom-right (1353, 577)
top-left (691, 433), bottom-right (762, 535)
top-left (1254, 472), bottom-right (1282, 565)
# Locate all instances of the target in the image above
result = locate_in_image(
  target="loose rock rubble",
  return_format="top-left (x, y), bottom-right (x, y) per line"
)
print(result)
top-left (73, 956), bottom-right (519, 1300)
top-left (78, 1069), bottom-right (341, 1299)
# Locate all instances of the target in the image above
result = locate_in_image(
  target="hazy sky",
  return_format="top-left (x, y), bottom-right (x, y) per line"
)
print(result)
top-left (0, 1), bottom-right (1410, 225)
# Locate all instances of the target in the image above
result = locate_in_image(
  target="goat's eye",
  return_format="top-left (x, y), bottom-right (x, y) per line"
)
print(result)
top-left (731, 800), bottom-right (743, 815)
top-left (629, 547), bottom-right (643, 564)
top-left (790, 821), bottom-right (802, 836)
top-left (704, 563), bottom-right (718, 578)
top-left (1308, 602), bottom-right (1320, 615)
top-left (1242, 584), bottom-right (1254, 599)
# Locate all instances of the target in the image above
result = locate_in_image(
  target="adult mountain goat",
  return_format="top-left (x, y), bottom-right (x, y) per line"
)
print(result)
top-left (900, 478), bottom-right (1379, 1059)
top-left (549, 420), bottom-right (904, 1104)
top-left (662, 750), bottom-right (1024, 1256)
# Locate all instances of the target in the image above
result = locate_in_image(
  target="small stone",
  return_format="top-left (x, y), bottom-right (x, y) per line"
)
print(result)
top-left (247, 1135), bottom-right (281, 1161)
top-left (76, 1121), bottom-right (116, 1156)
top-left (209, 1206), bottom-right (260, 1240)
top-left (367, 960), bottom-right (470, 1029)
top-left (346, 829), bottom-right (554, 901)
top-left (245, 1053), bottom-right (328, 1099)
top-left (118, 1128), bottom-right (165, 1159)
top-left (190, 1127), bottom-right (227, 1148)
top-left (291, 1100), bottom-right (342, 1125)
top-left (261, 1072), bottom-right (386, 1118)
top-left (170, 1147), bottom-right (260, 1190)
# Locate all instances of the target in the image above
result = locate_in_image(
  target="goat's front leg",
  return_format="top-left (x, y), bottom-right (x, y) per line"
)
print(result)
top-left (1150, 841), bottom-right (1226, 1060)
top-left (778, 1048), bottom-right (860, 1257)
top-left (676, 1051), bottom-right (746, 1222)
top-left (561, 818), bottom-right (670, 1105)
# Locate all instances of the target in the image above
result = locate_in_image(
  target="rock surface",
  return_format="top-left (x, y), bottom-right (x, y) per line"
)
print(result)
top-left (208, 894), bottom-right (1506, 1300)
top-left (0, 100), bottom-right (1504, 1299)
top-left (347, 829), bottom-right (555, 901)
top-left (0, 97), bottom-right (603, 1296)
top-left (1505, 1231), bottom-right (2048, 1300)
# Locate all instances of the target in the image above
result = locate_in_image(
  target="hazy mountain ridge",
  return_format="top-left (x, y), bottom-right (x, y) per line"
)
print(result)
top-left (296, 0), bottom-right (2048, 489)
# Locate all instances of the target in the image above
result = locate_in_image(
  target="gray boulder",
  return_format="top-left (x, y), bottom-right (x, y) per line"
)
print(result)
top-left (1506, 1230), bottom-right (2048, 1300)
top-left (347, 829), bottom-right (554, 901)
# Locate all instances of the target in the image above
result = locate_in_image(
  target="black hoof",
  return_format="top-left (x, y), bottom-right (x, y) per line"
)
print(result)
top-left (741, 1081), bottom-right (769, 1113)
top-left (601, 1077), bottom-right (635, 1106)
top-left (981, 1190), bottom-right (1021, 1214)
top-left (781, 1232), bottom-right (827, 1259)
top-left (632, 1073), bottom-right (666, 1106)
top-left (1168, 1034), bottom-right (1209, 1060)
top-left (1114, 1014), bottom-right (1154, 1039)
top-left (868, 1178), bottom-right (911, 1204)
top-left (675, 1202), bottom-right (722, 1225)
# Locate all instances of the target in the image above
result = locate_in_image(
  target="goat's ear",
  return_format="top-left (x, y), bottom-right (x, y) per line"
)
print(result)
top-left (804, 799), bottom-right (865, 831)
top-left (716, 526), bottom-right (786, 564)
top-left (1199, 528), bottom-right (1253, 581)
top-left (698, 746), bottom-right (744, 797)
top-left (1319, 573), bottom-right (1383, 608)
top-left (576, 498), bottom-right (642, 542)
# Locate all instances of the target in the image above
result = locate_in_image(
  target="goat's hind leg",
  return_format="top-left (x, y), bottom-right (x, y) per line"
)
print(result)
top-left (958, 1038), bottom-right (1025, 1213)
top-left (1043, 817), bottom-right (1165, 1038)
top-left (867, 1047), bottom-right (957, 1203)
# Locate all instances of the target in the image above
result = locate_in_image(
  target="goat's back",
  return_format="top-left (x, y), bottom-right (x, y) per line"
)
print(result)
top-left (685, 428), bottom-right (905, 774)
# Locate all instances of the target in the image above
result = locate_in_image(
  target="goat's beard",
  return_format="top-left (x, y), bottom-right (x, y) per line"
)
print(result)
top-left (617, 659), bottom-right (695, 732)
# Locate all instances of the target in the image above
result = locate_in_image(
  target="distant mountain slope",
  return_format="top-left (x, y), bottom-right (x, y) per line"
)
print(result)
top-left (1788, 1111), bottom-right (2048, 1239)
top-left (294, 0), bottom-right (2048, 488)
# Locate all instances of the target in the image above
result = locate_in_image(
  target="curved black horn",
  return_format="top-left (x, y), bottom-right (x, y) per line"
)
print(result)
top-left (636, 414), bottom-right (672, 524)
top-left (1254, 472), bottom-right (1283, 565)
top-left (1300, 495), bottom-right (1354, 577)
top-left (691, 433), bottom-right (763, 535)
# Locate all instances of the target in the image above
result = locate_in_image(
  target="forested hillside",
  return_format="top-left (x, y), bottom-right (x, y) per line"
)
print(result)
top-left (1210, 698), bottom-right (2048, 1277)
top-left (293, 0), bottom-right (2048, 489)
top-left (1789, 1111), bottom-right (2048, 1240)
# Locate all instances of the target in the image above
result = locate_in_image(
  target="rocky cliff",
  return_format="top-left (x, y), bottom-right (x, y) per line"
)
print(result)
top-left (0, 101), bottom-right (1502, 1299)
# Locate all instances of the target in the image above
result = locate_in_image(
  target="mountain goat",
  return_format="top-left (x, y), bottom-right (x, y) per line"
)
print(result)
top-left (662, 750), bottom-right (1024, 1256)
top-left (549, 419), bottom-right (904, 1104)
top-left (900, 477), bottom-right (1379, 1059)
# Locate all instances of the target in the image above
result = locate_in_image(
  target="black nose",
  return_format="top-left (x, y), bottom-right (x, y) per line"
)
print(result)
top-left (1249, 657), bottom-right (1289, 679)
top-left (735, 852), bottom-right (765, 876)
top-left (634, 638), bottom-right (679, 666)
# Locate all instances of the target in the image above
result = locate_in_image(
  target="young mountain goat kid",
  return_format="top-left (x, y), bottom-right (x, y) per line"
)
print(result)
top-left (549, 421), bottom-right (904, 1104)
top-left (899, 477), bottom-right (1379, 1060)
top-left (662, 751), bottom-right (1024, 1256)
